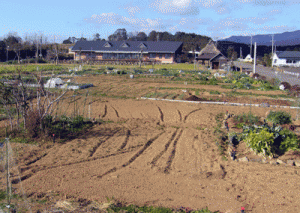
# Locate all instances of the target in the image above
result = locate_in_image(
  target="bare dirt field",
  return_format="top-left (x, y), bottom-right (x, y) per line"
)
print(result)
top-left (1, 75), bottom-right (300, 213)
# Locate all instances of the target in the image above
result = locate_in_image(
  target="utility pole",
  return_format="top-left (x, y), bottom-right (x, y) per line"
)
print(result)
top-left (250, 35), bottom-right (253, 57)
top-left (6, 138), bottom-right (11, 209)
top-left (240, 47), bottom-right (242, 59)
top-left (253, 42), bottom-right (257, 74)
top-left (271, 34), bottom-right (274, 68)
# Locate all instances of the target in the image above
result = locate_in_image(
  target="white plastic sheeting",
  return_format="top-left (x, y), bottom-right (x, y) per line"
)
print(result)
top-left (44, 78), bottom-right (64, 88)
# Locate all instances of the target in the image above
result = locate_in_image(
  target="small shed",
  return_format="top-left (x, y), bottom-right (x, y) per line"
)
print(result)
top-left (196, 40), bottom-right (229, 69)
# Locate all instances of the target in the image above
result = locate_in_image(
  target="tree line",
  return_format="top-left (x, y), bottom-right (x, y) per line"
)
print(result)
top-left (2, 29), bottom-right (300, 64)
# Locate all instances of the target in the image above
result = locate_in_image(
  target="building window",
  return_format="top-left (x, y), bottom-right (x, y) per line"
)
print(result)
top-left (104, 42), bottom-right (112, 47)
top-left (159, 54), bottom-right (163, 59)
top-left (165, 54), bottom-right (171, 59)
top-left (274, 59), bottom-right (277, 63)
top-left (287, 59), bottom-right (292, 64)
top-left (150, 53), bottom-right (156, 58)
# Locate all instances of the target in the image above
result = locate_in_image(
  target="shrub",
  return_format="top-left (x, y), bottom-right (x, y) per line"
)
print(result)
top-left (241, 123), bottom-right (299, 157)
top-left (266, 110), bottom-right (291, 125)
top-left (244, 128), bottom-right (274, 157)
top-left (277, 128), bottom-right (299, 154)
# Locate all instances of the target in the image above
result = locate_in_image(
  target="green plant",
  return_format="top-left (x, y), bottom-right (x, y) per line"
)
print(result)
top-left (241, 123), bottom-right (300, 156)
top-left (233, 112), bottom-right (261, 126)
top-left (244, 128), bottom-right (274, 157)
top-left (209, 90), bottom-right (221, 95)
top-left (266, 111), bottom-right (292, 125)
top-left (222, 156), bottom-right (228, 161)
top-left (215, 112), bottom-right (224, 123)
top-left (278, 128), bottom-right (299, 154)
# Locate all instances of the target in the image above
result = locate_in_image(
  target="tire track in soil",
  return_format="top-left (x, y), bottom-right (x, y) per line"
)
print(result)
top-left (164, 129), bottom-right (184, 174)
top-left (183, 108), bottom-right (202, 123)
top-left (157, 106), bottom-right (164, 122)
top-left (19, 145), bottom-right (143, 175)
top-left (111, 106), bottom-right (119, 118)
top-left (89, 130), bottom-right (120, 157)
top-left (102, 104), bottom-right (108, 118)
top-left (98, 131), bottom-right (165, 178)
top-left (25, 153), bottom-right (47, 166)
top-left (11, 173), bottom-right (33, 184)
top-left (177, 109), bottom-right (182, 122)
top-left (150, 129), bottom-right (179, 168)
top-left (118, 130), bottom-right (130, 150)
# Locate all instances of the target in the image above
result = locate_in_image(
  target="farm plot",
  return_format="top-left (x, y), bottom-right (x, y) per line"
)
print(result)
top-left (2, 98), bottom-right (300, 213)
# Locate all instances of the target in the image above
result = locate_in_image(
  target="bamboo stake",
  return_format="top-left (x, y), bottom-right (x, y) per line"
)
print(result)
top-left (89, 104), bottom-right (91, 120)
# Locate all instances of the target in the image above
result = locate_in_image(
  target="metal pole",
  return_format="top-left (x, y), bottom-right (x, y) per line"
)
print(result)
top-left (6, 138), bottom-right (10, 208)
top-left (253, 42), bottom-right (257, 74)
top-left (250, 35), bottom-right (253, 57)
top-left (272, 34), bottom-right (274, 68)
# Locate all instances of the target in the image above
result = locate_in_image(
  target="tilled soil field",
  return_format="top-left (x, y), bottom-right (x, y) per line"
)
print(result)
top-left (1, 97), bottom-right (300, 213)
top-left (0, 75), bottom-right (300, 213)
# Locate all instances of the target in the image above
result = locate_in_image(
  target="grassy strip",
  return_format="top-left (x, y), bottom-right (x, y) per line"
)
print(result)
top-left (225, 90), bottom-right (292, 99)
top-left (106, 202), bottom-right (218, 213)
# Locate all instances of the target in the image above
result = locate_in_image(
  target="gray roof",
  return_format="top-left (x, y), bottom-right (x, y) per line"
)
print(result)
top-left (72, 40), bottom-right (183, 53)
top-left (276, 51), bottom-right (300, 59)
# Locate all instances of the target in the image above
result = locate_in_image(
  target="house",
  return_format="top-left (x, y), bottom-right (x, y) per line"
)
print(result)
top-left (272, 51), bottom-right (300, 67)
top-left (196, 40), bottom-right (229, 69)
top-left (71, 40), bottom-right (183, 64)
top-left (243, 54), bottom-right (253, 63)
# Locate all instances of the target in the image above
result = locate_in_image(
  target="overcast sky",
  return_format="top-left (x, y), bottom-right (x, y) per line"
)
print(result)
top-left (1, 0), bottom-right (299, 42)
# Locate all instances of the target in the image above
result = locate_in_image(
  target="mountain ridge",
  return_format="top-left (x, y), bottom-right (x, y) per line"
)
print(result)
top-left (221, 30), bottom-right (300, 46)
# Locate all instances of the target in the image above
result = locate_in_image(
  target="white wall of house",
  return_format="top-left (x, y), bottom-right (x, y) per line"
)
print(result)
top-left (272, 53), bottom-right (300, 67)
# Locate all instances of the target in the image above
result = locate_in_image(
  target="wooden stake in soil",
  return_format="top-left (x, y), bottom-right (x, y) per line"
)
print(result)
top-left (89, 104), bottom-right (91, 120)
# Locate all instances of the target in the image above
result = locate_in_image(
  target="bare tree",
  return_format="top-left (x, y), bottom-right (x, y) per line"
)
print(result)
top-left (0, 68), bottom-right (68, 133)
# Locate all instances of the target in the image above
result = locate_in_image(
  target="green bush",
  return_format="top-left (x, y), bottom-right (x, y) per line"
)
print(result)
top-left (41, 115), bottom-right (92, 141)
top-left (278, 128), bottom-right (299, 153)
top-left (266, 110), bottom-right (292, 124)
top-left (241, 123), bottom-right (299, 157)
top-left (245, 128), bottom-right (275, 157)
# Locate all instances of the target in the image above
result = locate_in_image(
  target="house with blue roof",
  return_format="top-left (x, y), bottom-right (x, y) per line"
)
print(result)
top-left (71, 40), bottom-right (183, 63)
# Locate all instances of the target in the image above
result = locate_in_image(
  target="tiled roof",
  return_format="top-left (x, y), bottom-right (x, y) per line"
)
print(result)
top-left (276, 51), bottom-right (300, 59)
top-left (72, 40), bottom-right (183, 53)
